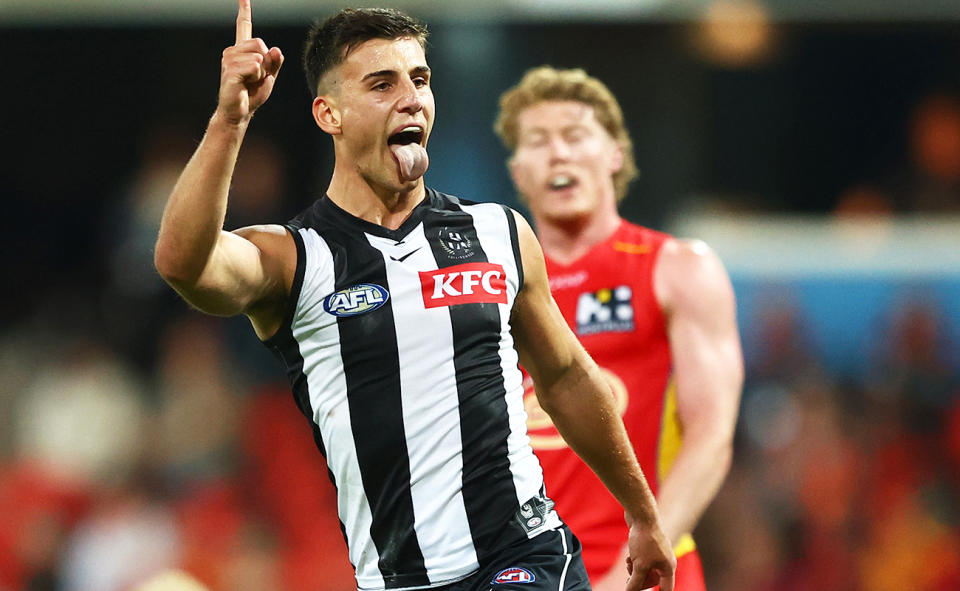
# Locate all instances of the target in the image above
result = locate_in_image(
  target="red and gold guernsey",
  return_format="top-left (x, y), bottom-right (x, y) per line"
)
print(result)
top-left (524, 220), bottom-right (704, 589)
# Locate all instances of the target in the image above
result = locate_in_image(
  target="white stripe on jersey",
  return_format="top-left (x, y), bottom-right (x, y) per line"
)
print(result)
top-left (366, 226), bottom-right (480, 584)
top-left (294, 228), bottom-right (385, 589)
top-left (460, 203), bottom-right (560, 535)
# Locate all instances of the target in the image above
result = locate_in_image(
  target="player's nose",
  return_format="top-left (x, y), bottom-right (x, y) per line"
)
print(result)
top-left (397, 79), bottom-right (423, 114)
top-left (547, 136), bottom-right (572, 161)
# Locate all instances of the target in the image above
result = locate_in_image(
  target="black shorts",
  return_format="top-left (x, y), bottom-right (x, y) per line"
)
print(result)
top-left (437, 525), bottom-right (590, 591)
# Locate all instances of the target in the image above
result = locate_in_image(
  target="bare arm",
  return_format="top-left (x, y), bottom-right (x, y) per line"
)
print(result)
top-left (153, 0), bottom-right (291, 338)
top-left (509, 212), bottom-right (675, 591)
top-left (653, 238), bottom-right (743, 543)
top-left (593, 238), bottom-right (742, 591)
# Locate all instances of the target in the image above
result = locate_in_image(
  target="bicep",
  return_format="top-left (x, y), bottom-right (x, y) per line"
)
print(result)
top-left (659, 243), bottom-right (744, 435)
top-left (169, 224), bottom-right (292, 318)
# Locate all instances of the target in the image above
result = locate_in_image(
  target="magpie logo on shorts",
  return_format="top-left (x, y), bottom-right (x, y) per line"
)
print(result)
top-left (576, 285), bottom-right (634, 335)
top-left (492, 567), bottom-right (535, 584)
top-left (323, 284), bottom-right (389, 317)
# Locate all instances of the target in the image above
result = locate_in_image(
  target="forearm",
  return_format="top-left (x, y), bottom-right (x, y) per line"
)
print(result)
top-left (540, 353), bottom-right (660, 527)
top-left (154, 113), bottom-right (248, 285)
top-left (655, 433), bottom-right (733, 544)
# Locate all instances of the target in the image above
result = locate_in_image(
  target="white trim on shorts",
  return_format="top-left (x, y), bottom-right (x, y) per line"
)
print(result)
top-left (557, 527), bottom-right (572, 591)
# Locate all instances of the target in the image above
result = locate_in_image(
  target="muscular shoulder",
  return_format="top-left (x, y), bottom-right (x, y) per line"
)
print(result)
top-left (233, 223), bottom-right (296, 262)
top-left (233, 223), bottom-right (294, 244)
top-left (653, 238), bottom-right (733, 315)
top-left (232, 223), bottom-right (297, 335)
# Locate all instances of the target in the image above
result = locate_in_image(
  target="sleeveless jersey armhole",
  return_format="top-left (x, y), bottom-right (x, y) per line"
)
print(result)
top-left (502, 205), bottom-right (524, 291)
top-left (261, 223), bottom-right (306, 348)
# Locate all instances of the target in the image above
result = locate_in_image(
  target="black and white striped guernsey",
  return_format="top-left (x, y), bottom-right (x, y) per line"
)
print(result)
top-left (264, 188), bottom-right (562, 590)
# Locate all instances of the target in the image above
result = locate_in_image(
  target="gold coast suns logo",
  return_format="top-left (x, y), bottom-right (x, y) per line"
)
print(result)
top-left (523, 367), bottom-right (629, 450)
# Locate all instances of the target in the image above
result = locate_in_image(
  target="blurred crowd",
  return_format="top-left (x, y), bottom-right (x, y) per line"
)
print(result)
top-left (0, 130), bottom-right (355, 591)
top-left (1, 77), bottom-right (960, 591)
top-left (697, 290), bottom-right (960, 591)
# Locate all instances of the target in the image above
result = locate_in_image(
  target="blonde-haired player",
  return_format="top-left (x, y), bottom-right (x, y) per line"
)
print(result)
top-left (496, 66), bottom-right (743, 590)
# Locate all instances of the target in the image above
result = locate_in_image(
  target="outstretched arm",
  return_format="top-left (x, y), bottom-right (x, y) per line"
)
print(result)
top-left (509, 211), bottom-right (675, 591)
top-left (154, 0), bottom-right (290, 338)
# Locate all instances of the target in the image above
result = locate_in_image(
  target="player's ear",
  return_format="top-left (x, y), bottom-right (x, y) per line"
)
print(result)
top-left (507, 155), bottom-right (518, 183)
top-left (313, 95), bottom-right (342, 135)
top-left (507, 156), bottom-right (531, 204)
top-left (609, 142), bottom-right (624, 175)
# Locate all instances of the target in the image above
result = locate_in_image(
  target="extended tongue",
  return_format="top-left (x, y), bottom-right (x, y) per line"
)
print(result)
top-left (390, 143), bottom-right (429, 181)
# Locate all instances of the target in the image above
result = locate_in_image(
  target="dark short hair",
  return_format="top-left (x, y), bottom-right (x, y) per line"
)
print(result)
top-left (302, 8), bottom-right (429, 97)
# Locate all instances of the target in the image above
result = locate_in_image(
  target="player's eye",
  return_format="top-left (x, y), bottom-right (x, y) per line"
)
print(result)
top-left (520, 133), bottom-right (547, 148)
top-left (565, 128), bottom-right (587, 143)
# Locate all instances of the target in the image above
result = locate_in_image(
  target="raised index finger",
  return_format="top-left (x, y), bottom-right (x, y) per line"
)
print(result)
top-left (236, 0), bottom-right (252, 44)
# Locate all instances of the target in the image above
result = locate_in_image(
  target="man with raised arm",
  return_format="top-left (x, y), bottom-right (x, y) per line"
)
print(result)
top-left (495, 67), bottom-right (744, 591)
top-left (154, 3), bottom-right (674, 590)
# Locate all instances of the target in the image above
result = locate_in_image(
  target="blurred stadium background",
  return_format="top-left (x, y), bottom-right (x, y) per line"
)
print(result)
top-left (2, 1), bottom-right (959, 589)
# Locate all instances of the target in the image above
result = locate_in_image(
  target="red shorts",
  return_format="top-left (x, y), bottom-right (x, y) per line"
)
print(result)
top-left (661, 550), bottom-right (705, 591)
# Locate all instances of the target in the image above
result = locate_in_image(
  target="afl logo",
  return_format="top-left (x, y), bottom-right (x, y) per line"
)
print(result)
top-left (323, 284), bottom-right (389, 317)
top-left (492, 567), bottom-right (535, 584)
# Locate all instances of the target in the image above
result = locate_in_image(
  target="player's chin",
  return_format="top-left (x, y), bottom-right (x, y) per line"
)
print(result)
top-left (392, 162), bottom-right (428, 189)
top-left (381, 172), bottom-right (421, 194)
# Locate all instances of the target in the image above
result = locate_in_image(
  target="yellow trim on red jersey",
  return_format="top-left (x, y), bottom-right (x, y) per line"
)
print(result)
top-left (658, 376), bottom-right (698, 558)
top-left (673, 533), bottom-right (697, 558)
top-left (657, 375), bottom-right (682, 483)
top-left (612, 241), bottom-right (653, 255)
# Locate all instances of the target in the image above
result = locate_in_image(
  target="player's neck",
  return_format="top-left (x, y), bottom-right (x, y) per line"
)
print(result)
top-left (534, 209), bottom-right (622, 266)
top-left (327, 169), bottom-right (426, 230)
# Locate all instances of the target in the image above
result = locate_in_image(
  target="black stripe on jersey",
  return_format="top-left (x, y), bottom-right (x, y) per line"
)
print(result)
top-left (423, 198), bottom-right (527, 563)
top-left (263, 226), bottom-right (315, 424)
top-left (313, 220), bottom-right (429, 589)
top-left (502, 206), bottom-right (523, 291)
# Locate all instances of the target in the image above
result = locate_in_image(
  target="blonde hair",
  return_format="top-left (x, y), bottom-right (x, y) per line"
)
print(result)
top-left (494, 66), bottom-right (638, 202)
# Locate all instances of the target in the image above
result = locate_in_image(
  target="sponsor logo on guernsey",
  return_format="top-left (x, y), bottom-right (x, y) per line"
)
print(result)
top-left (576, 285), bottom-right (634, 335)
top-left (492, 567), bottom-right (535, 585)
top-left (323, 284), bottom-right (389, 317)
top-left (548, 270), bottom-right (588, 291)
top-left (419, 262), bottom-right (507, 308)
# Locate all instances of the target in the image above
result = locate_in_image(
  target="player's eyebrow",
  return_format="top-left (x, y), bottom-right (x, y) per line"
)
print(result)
top-left (361, 69), bottom-right (396, 82)
top-left (361, 65), bottom-right (431, 83)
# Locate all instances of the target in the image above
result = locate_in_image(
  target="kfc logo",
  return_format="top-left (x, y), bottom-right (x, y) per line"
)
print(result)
top-left (420, 262), bottom-right (507, 308)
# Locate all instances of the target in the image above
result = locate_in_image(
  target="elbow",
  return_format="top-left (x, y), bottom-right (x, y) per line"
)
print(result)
top-left (153, 237), bottom-right (196, 287)
top-left (686, 422), bottom-right (736, 480)
top-left (715, 438), bottom-right (734, 480)
top-left (707, 427), bottom-right (736, 486)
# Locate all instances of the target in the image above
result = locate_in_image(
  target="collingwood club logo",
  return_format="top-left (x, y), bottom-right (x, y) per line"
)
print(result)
top-left (323, 284), bottom-right (389, 317)
top-left (438, 228), bottom-right (474, 260)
